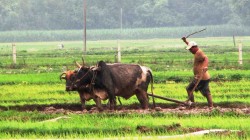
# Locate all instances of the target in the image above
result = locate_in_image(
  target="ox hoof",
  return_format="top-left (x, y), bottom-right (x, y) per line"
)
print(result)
top-left (178, 106), bottom-right (186, 110)
top-left (89, 109), bottom-right (99, 113)
top-left (82, 109), bottom-right (88, 113)
top-left (187, 101), bottom-right (194, 106)
top-left (97, 107), bottom-right (104, 112)
top-left (90, 107), bottom-right (98, 110)
top-left (209, 106), bottom-right (214, 111)
top-left (155, 107), bottom-right (162, 111)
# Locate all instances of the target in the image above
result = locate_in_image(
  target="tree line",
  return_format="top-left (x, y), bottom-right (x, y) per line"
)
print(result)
top-left (0, 0), bottom-right (249, 31)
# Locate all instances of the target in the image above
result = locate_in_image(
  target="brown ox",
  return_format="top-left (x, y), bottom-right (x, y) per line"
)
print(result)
top-left (60, 70), bottom-right (121, 111)
top-left (71, 61), bottom-right (155, 110)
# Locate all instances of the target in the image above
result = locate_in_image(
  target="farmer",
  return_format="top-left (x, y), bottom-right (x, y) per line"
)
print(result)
top-left (181, 37), bottom-right (213, 109)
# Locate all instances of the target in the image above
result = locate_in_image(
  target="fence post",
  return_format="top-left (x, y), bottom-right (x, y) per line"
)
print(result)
top-left (12, 43), bottom-right (16, 64)
top-left (238, 43), bottom-right (243, 65)
top-left (117, 40), bottom-right (121, 63)
top-left (233, 35), bottom-right (236, 48)
top-left (116, 8), bottom-right (123, 63)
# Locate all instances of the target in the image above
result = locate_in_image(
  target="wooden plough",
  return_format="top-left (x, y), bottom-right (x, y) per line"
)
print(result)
top-left (147, 93), bottom-right (192, 106)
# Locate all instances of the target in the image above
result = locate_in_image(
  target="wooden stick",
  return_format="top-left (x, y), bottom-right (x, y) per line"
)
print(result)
top-left (186, 28), bottom-right (206, 38)
top-left (188, 70), bottom-right (206, 101)
top-left (147, 93), bottom-right (189, 106)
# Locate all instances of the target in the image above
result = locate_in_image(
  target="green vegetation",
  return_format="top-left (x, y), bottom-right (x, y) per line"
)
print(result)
top-left (0, 37), bottom-right (249, 72)
top-left (0, 37), bottom-right (249, 139)
top-left (0, 111), bottom-right (249, 139)
top-left (1, 25), bottom-right (250, 42)
top-left (1, 79), bottom-right (250, 108)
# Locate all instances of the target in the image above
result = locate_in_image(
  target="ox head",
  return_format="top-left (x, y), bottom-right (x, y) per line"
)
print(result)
top-left (60, 70), bottom-right (78, 91)
top-left (73, 61), bottom-right (101, 90)
top-left (60, 60), bottom-right (86, 91)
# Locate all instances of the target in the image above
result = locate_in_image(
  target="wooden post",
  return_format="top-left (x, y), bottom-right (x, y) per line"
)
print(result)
top-left (233, 35), bottom-right (236, 48)
top-left (117, 40), bottom-right (121, 63)
top-left (12, 43), bottom-right (16, 64)
top-left (83, 0), bottom-right (87, 55)
top-left (116, 8), bottom-right (123, 63)
top-left (238, 43), bottom-right (243, 65)
top-left (120, 8), bottom-right (123, 31)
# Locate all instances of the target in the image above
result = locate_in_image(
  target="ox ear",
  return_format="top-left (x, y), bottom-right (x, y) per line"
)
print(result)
top-left (91, 66), bottom-right (101, 71)
top-left (75, 61), bottom-right (82, 68)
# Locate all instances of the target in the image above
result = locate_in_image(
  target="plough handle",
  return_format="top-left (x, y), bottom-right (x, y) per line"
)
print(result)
top-left (147, 93), bottom-right (189, 106)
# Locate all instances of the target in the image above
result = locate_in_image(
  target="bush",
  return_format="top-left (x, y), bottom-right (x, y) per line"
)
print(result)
top-left (167, 76), bottom-right (184, 83)
top-left (213, 74), bottom-right (226, 81)
top-left (230, 74), bottom-right (242, 81)
top-left (0, 62), bottom-right (3, 68)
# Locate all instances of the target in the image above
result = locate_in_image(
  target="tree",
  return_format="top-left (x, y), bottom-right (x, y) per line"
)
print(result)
top-left (232, 0), bottom-right (250, 25)
top-left (0, 0), bottom-right (248, 31)
top-left (0, 0), bottom-right (19, 31)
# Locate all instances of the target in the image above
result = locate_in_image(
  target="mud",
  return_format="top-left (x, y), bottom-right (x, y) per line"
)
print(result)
top-left (1, 103), bottom-right (249, 115)
top-left (40, 103), bottom-right (250, 115)
top-left (205, 130), bottom-right (247, 138)
top-left (136, 123), bottom-right (204, 134)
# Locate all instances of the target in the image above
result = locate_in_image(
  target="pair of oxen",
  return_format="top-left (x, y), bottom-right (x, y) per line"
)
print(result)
top-left (60, 61), bottom-right (155, 111)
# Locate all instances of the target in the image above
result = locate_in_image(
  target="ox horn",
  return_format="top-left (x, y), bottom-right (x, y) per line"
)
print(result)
top-left (60, 72), bottom-right (66, 81)
top-left (75, 61), bottom-right (82, 68)
top-left (81, 57), bottom-right (85, 67)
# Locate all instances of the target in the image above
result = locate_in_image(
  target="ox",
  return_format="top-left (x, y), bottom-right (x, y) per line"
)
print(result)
top-left (72, 61), bottom-right (155, 110)
top-left (60, 70), bottom-right (121, 111)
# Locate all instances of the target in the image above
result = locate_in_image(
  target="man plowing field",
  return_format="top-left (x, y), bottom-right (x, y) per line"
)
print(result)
top-left (181, 37), bottom-right (213, 109)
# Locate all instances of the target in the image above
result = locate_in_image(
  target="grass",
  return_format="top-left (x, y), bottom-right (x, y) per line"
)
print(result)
top-left (0, 111), bottom-right (249, 139)
top-left (0, 69), bottom-right (250, 85)
top-left (0, 37), bottom-right (249, 74)
top-left (0, 80), bottom-right (250, 108)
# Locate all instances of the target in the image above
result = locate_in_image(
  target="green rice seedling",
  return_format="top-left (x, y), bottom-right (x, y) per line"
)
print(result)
top-left (0, 111), bottom-right (249, 139)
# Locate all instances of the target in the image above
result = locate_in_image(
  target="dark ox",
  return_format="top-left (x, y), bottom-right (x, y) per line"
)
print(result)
top-left (60, 70), bottom-right (111, 110)
top-left (72, 61), bottom-right (154, 109)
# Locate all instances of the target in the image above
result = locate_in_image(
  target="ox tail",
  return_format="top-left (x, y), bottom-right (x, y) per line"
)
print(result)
top-left (147, 69), bottom-right (156, 108)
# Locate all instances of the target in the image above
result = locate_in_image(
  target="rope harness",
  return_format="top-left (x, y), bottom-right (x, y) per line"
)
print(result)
top-left (75, 67), bottom-right (90, 83)
top-left (74, 67), bottom-right (98, 93)
top-left (89, 70), bottom-right (97, 92)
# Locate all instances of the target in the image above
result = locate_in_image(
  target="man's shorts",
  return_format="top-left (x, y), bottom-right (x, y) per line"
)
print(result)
top-left (186, 79), bottom-right (211, 96)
